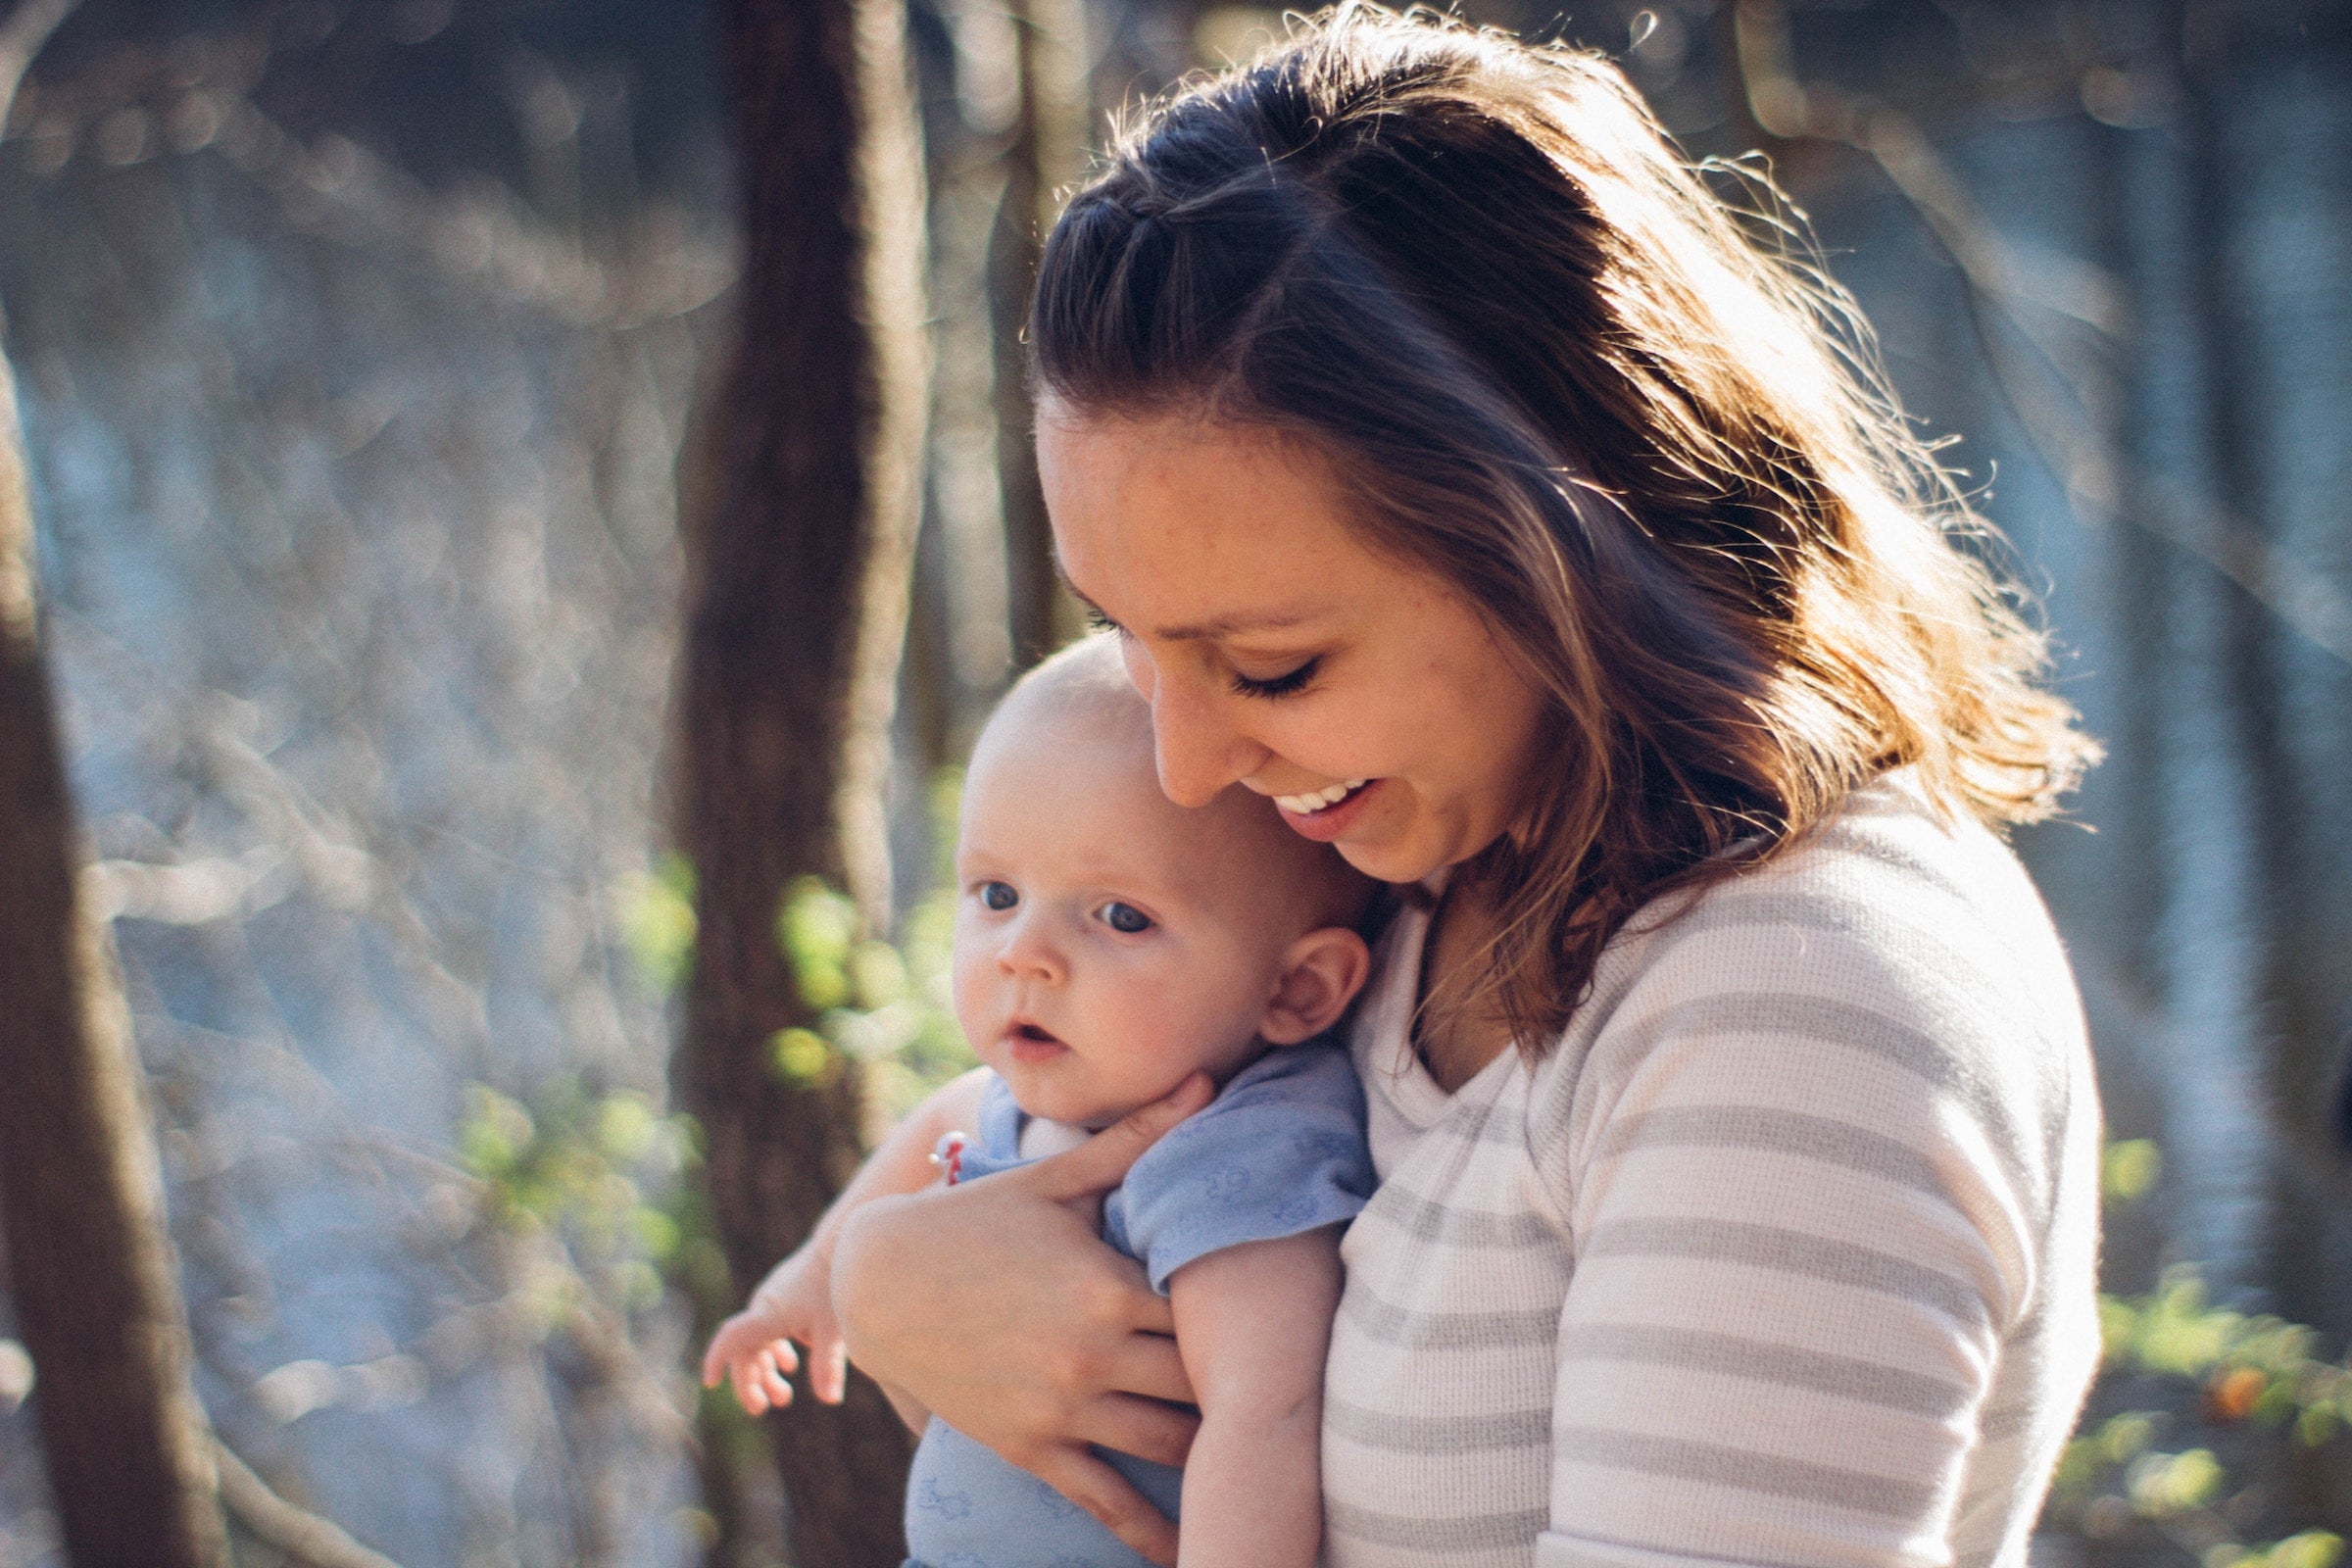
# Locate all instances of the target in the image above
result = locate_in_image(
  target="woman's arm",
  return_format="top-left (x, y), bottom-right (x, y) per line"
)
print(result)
top-left (1526, 847), bottom-right (2092, 1567)
top-left (832, 1072), bottom-right (1215, 1568)
top-left (701, 1065), bottom-right (993, 1414)
top-left (1166, 1226), bottom-right (1344, 1568)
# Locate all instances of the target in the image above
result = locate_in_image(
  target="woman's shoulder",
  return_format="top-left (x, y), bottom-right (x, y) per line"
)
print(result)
top-left (1606, 768), bottom-right (2080, 1035)
top-left (1526, 769), bottom-right (2093, 1235)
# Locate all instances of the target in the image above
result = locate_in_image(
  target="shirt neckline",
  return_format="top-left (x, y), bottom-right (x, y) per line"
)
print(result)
top-left (1352, 884), bottom-right (1517, 1130)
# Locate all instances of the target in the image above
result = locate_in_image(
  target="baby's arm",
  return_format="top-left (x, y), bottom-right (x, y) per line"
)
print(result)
top-left (701, 1065), bottom-right (992, 1419)
top-left (1166, 1225), bottom-right (1345, 1568)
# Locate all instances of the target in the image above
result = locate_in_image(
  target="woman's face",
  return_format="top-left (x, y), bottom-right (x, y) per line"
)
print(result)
top-left (1039, 407), bottom-right (1548, 886)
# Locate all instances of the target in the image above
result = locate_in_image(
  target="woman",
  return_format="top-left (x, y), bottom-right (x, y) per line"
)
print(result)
top-left (833, 9), bottom-right (2103, 1566)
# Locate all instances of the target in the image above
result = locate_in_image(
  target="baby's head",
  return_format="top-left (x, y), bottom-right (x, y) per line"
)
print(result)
top-left (953, 636), bottom-right (1377, 1128)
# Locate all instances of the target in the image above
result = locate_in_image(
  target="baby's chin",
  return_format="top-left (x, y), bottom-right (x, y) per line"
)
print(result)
top-left (1002, 1069), bottom-right (1195, 1133)
top-left (1009, 1084), bottom-right (1147, 1133)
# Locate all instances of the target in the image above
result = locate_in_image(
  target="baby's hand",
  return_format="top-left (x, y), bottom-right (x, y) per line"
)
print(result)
top-left (701, 1247), bottom-right (846, 1416)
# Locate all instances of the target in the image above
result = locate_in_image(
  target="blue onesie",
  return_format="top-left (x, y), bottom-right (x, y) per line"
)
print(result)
top-left (901, 1040), bottom-right (1375, 1568)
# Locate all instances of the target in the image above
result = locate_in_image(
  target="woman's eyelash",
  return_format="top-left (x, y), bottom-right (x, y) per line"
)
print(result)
top-left (1230, 659), bottom-right (1319, 700)
top-left (1084, 607), bottom-right (1126, 637)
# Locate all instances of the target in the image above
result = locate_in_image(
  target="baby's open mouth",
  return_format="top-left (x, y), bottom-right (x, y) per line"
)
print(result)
top-left (1004, 1019), bottom-right (1068, 1063)
top-left (1273, 778), bottom-right (1369, 815)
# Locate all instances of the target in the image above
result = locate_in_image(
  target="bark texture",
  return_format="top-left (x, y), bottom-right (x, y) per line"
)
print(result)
top-left (993, 0), bottom-right (1092, 668)
top-left (0, 343), bottom-right (228, 1558)
top-left (679, 0), bottom-right (930, 1561)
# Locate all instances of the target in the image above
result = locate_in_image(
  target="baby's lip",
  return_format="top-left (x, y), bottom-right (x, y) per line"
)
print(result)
top-left (1001, 1017), bottom-right (1069, 1064)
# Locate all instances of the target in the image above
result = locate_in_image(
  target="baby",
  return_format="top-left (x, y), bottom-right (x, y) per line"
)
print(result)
top-left (703, 634), bottom-right (1379, 1568)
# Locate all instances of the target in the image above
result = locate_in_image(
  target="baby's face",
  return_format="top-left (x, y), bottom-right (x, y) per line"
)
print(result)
top-left (952, 710), bottom-right (1319, 1128)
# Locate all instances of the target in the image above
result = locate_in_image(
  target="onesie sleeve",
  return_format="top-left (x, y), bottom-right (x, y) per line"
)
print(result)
top-left (1108, 1042), bottom-right (1376, 1294)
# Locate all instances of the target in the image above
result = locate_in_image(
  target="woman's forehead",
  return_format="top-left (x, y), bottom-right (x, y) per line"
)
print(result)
top-left (1040, 414), bottom-right (1372, 622)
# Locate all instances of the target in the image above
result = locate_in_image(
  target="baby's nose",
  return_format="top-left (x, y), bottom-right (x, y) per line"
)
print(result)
top-left (996, 920), bottom-right (1066, 980)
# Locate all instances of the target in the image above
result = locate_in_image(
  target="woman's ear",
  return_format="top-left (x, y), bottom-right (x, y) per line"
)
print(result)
top-left (1259, 927), bottom-right (1373, 1046)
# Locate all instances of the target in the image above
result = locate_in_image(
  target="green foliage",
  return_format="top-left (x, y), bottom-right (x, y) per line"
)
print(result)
top-left (778, 876), bottom-right (860, 1012)
top-left (456, 1079), bottom-right (697, 1314)
top-left (2210, 1533), bottom-right (2346, 1568)
top-left (614, 853), bottom-right (698, 996)
top-left (768, 875), bottom-right (974, 1117)
top-left (2104, 1138), bottom-right (2163, 1205)
top-left (610, 768), bottom-right (979, 1115)
top-left (758, 771), bottom-right (978, 1115)
top-left (2044, 1144), bottom-right (2352, 1565)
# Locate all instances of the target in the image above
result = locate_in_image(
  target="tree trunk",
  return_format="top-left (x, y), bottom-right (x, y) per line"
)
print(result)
top-left (677, 0), bottom-right (930, 1562)
top-left (0, 336), bottom-right (229, 1561)
top-left (994, 0), bottom-right (1092, 669)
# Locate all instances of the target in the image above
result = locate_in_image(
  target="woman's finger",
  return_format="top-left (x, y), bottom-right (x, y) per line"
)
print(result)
top-left (1106, 1330), bottom-right (1193, 1405)
top-left (1028, 1446), bottom-right (1180, 1567)
top-left (1071, 1393), bottom-right (1200, 1469)
top-left (1023, 1073), bottom-right (1213, 1203)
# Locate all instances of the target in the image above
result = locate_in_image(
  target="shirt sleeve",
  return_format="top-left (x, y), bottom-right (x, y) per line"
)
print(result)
top-left (1111, 1043), bottom-right (1377, 1294)
top-left (1526, 856), bottom-right (2075, 1567)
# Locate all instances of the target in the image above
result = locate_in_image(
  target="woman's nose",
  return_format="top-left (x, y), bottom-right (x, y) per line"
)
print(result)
top-left (1148, 666), bottom-right (1269, 808)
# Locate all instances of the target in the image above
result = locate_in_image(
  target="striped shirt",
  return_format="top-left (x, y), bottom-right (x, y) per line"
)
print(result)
top-left (1321, 772), bottom-right (2101, 1568)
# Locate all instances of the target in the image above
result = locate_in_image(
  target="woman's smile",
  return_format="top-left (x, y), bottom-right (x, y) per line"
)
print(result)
top-left (1266, 777), bottom-right (1382, 842)
top-left (1268, 777), bottom-right (1370, 816)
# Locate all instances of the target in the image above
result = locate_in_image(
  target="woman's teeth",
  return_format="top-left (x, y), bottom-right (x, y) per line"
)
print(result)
top-left (1274, 779), bottom-right (1368, 815)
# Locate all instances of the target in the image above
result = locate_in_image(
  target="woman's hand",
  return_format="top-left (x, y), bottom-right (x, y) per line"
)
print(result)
top-left (832, 1072), bottom-right (1214, 1568)
top-left (702, 1244), bottom-right (845, 1416)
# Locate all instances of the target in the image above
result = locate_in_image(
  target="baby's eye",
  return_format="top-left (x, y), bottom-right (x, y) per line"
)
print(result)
top-left (979, 881), bottom-right (1018, 911)
top-left (1097, 902), bottom-right (1152, 935)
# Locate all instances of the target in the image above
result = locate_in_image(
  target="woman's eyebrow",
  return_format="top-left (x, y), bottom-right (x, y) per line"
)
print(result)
top-left (1152, 611), bottom-right (1314, 641)
top-left (1057, 576), bottom-right (1316, 641)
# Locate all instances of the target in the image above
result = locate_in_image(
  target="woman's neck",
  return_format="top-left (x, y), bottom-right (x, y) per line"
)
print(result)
top-left (1414, 879), bottom-right (1517, 1094)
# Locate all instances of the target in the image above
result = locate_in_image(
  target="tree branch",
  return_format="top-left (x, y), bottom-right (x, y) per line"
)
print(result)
top-left (213, 1440), bottom-right (407, 1568)
top-left (0, 0), bottom-right (78, 131)
top-left (1730, 0), bottom-right (2351, 667)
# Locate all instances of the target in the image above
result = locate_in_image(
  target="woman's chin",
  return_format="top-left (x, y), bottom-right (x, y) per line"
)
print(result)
top-left (1334, 834), bottom-right (1446, 887)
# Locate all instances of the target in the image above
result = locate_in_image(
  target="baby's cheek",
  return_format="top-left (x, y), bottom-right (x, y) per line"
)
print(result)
top-left (947, 942), bottom-right (996, 1047)
top-left (1110, 954), bottom-right (1262, 1069)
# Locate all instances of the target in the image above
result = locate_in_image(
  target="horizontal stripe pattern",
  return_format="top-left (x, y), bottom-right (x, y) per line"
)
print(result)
top-left (1324, 772), bottom-right (2102, 1568)
top-left (1553, 1322), bottom-right (1972, 1418)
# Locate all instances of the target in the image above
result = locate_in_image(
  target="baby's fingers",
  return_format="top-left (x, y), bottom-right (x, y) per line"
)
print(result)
top-left (727, 1353), bottom-right (768, 1417)
top-left (702, 1314), bottom-right (757, 1388)
top-left (808, 1333), bottom-right (849, 1405)
top-left (758, 1343), bottom-right (799, 1410)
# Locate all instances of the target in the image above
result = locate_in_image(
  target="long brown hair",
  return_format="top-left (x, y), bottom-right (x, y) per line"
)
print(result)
top-left (1030, 4), bottom-right (2097, 1048)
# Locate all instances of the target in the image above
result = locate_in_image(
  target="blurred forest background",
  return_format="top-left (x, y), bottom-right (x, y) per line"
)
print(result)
top-left (0, 0), bottom-right (2345, 1565)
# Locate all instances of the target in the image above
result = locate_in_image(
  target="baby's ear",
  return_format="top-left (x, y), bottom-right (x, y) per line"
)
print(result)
top-left (1260, 927), bottom-right (1373, 1046)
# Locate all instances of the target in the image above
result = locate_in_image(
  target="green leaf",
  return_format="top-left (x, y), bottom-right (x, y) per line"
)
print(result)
top-left (2265, 1532), bottom-right (2344, 1568)
top-left (2103, 1139), bottom-right (2162, 1205)
top-left (2127, 1447), bottom-right (2225, 1517)
top-left (616, 853), bottom-right (698, 996)
top-left (770, 1027), bottom-right (835, 1086)
top-left (777, 877), bottom-right (858, 1010)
